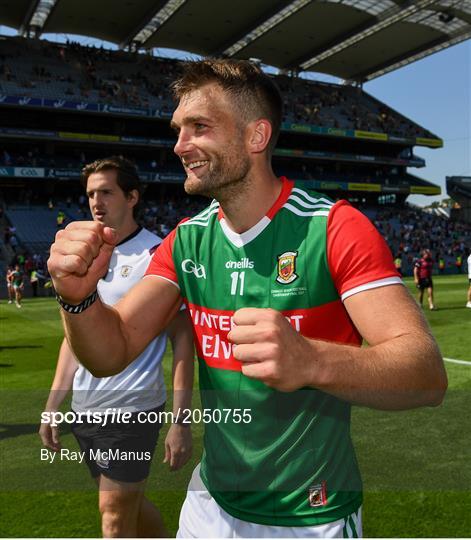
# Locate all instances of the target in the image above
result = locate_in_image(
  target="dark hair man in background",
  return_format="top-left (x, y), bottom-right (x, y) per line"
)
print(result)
top-left (41, 156), bottom-right (194, 537)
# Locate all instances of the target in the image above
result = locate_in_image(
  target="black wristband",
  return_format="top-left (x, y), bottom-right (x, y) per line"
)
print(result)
top-left (56, 290), bottom-right (99, 314)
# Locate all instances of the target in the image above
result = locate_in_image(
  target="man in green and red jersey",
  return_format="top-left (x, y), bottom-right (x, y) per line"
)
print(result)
top-left (48, 59), bottom-right (447, 538)
top-left (11, 263), bottom-right (24, 308)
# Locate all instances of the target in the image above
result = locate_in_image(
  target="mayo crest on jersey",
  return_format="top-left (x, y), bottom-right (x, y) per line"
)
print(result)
top-left (146, 177), bottom-right (402, 527)
top-left (72, 228), bottom-right (167, 414)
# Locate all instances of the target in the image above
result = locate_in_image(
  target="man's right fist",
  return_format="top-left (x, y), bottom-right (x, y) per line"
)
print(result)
top-left (48, 222), bottom-right (116, 304)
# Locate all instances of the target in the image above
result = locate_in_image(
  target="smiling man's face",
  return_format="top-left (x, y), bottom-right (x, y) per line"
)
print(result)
top-left (171, 83), bottom-right (251, 199)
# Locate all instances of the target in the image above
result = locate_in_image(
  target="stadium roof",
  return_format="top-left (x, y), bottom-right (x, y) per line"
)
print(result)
top-left (1, 0), bottom-right (470, 81)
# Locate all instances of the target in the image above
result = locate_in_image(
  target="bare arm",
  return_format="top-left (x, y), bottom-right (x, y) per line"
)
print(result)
top-left (48, 222), bottom-right (182, 377)
top-left (230, 284), bottom-right (447, 410)
top-left (167, 309), bottom-right (195, 416)
top-left (312, 284), bottom-right (446, 409)
top-left (163, 309), bottom-right (195, 470)
top-left (39, 338), bottom-right (79, 451)
top-left (43, 338), bottom-right (79, 410)
top-left (61, 276), bottom-right (182, 377)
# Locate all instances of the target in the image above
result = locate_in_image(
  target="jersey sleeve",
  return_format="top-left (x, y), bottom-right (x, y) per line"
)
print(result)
top-left (327, 201), bottom-right (402, 301)
top-left (144, 226), bottom-right (180, 288)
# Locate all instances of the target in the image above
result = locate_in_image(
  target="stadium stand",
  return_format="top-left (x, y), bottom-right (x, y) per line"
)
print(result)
top-left (371, 206), bottom-right (470, 275)
top-left (0, 37), bottom-right (468, 288)
top-left (1, 36), bottom-right (436, 140)
top-left (3, 192), bottom-right (469, 284)
top-left (447, 176), bottom-right (471, 224)
top-left (5, 206), bottom-right (67, 255)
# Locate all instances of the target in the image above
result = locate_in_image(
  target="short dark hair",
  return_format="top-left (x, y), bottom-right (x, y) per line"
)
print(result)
top-left (172, 59), bottom-right (283, 154)
top-left (81, 156), bottom-right (142, 217)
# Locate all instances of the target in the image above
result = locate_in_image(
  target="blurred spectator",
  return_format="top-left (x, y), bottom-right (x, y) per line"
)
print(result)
top-left (30, 269), bottom-right (39, 297)
top-left (56, 210), bottom-right (66, 228)
top-left (414, 249), bottom-right (436, 311)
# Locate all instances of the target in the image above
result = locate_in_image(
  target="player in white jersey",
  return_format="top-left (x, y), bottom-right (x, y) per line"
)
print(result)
top-left (39, 157), bottom-right (194, 537)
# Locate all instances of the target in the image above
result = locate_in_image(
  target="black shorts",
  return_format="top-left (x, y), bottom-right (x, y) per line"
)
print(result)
top-left (417, 277), bottom-right (433, 289)
top-left (71, 403), bottom-right (165, 483)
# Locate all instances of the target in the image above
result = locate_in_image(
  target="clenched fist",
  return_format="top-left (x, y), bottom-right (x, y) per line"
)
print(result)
top-left (228, 308), bottom-right (317, 392)
top-left (48, 222), bottom-right (116, 304)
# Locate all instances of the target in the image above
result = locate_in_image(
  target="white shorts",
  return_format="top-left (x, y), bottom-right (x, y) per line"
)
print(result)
top-left (177, 465), bottom-right (362, 538)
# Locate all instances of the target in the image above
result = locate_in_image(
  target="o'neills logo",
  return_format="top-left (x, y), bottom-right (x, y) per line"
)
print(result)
top-left (276, 251), bottom-right (298, 284)
top-left (225, 258), bottom-right (254, 269)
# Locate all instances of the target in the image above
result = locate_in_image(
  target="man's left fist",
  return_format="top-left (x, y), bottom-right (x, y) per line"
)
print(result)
top-left (228, 308), bottom-right (316, 392)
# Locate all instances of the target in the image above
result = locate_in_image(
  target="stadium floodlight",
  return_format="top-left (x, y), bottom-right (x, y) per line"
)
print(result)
top-left (222, 0), bottom-right (312, 57)
top-left (300, 0), bottom-right (437, 70)
top-left (21, 0), bottom-right (58, 36)
top-left (130, 0), bottom-right (187, 46)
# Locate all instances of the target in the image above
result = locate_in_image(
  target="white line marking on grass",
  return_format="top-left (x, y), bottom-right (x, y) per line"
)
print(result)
top-left (444, 357), bottom-right (471, 366)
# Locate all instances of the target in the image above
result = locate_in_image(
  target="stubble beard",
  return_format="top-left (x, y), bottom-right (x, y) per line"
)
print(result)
top-left (184, 150), bottom-right (251, 202)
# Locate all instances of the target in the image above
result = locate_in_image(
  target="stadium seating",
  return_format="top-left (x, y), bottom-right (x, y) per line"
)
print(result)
top-left (0, 36), bottom-right (435, 140)
top-left (371, 206), bottom-right (470, 274)
top-left (3, 195), bottom-right (469, 279)
top-left (5, 206), bottom-right (66, 255)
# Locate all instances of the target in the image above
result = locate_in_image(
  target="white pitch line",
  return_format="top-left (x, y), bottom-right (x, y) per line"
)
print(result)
top-left (444, 357), bottom-right (471, 366)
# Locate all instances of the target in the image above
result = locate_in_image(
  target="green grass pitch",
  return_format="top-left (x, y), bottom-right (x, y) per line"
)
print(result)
top-left (0, 275), bottom-right (470, 537)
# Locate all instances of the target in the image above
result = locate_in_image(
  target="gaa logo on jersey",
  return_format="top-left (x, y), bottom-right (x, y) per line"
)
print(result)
top-left (181, 259), bottom-right (206, 279)
top-left (308, 481), bottom-right (327, 507)
top-left (276, 251), bottom-right (298, 284)
top-left (120, 265), bottom-right (132, 278)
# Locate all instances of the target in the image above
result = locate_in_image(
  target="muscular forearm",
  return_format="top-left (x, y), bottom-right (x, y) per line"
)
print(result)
top-left (310, 332), bottom-right (447, 410)
top-left (61, 300), bottom-right (130, 377)
top-left (62, 279), bottom-right (182, 378)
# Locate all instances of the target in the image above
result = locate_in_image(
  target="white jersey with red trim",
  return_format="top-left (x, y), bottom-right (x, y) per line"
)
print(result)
top-left (72, 227), bottom-right (167, 413)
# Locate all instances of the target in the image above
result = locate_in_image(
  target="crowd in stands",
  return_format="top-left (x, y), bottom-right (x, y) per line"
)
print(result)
top-left (276, 76), bottom-right (427, 139)
top-left (1, 147), bottom-right (175, 173)
top-left (4, 223), bottom-right (19, 251)
top-left (0, 36), bottom-right (436, 140)
top-left (373, 207), bottom-right (470, 274)
top-left (131, 198), bottom-right (471, 276)
top-left (2, 194), bottom-right (470, 302)
top-left (2, 146), bottom-right (419, 190)
top-left (139, 195), bottom-right (206, 238)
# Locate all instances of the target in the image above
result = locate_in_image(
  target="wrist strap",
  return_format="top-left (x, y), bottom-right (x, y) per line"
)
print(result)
top-left (56, 290), bottom-right (98, 314)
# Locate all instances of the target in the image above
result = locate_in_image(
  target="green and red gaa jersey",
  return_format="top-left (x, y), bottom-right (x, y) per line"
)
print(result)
top-left (146, 177), bottom-right (401, 526)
